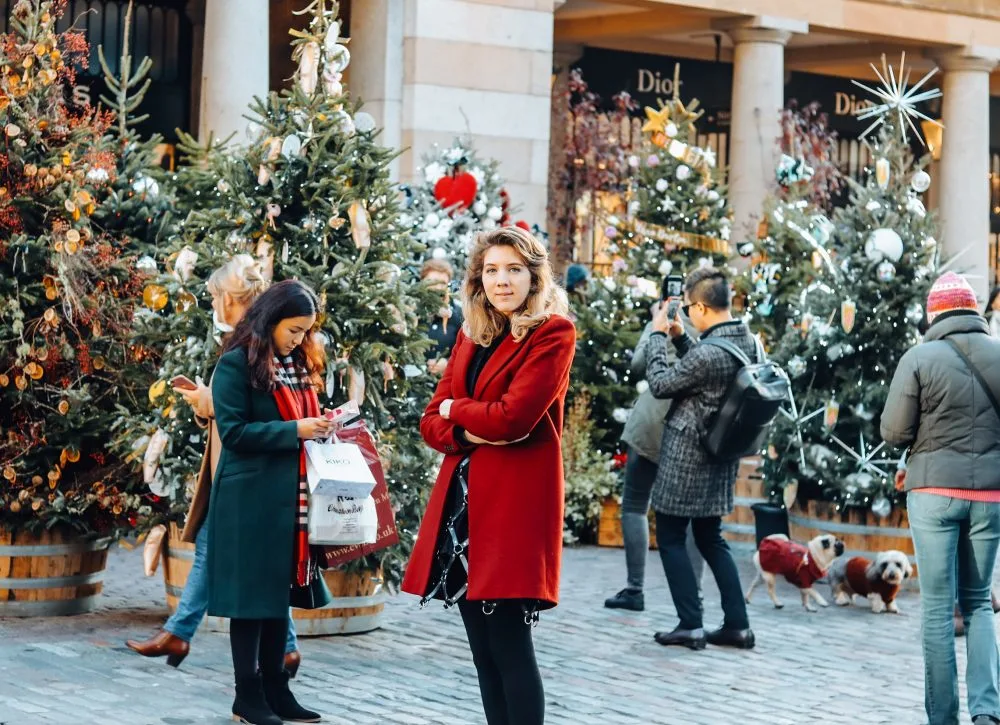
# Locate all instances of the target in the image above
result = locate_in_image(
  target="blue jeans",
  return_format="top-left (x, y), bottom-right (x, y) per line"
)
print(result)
top-left (164, 520), bottom-right (298, 653)
top-left (908, 491), bottom-right (1000, 725)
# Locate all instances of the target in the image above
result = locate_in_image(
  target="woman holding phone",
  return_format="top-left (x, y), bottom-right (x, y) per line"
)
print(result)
top-left (127, 256), bottom-right (302, 674)
top-left (208, 279), bottom-right (333, 725)
top-left (403, 227), bottom-right (576, 725)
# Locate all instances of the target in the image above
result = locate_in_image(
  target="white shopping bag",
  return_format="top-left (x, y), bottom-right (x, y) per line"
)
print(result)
top-left (308, 494), bottom-right (378, 546)
top-left (304, 439), bottom-right (377, 498)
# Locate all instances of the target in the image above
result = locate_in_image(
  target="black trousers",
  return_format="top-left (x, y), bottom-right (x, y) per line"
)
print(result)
top-left (230, 617), bottom-right (288, 680)
top-left (458, 601), bottom-right (544, 725)
top-left (656, 513), bottom-right (750, 631)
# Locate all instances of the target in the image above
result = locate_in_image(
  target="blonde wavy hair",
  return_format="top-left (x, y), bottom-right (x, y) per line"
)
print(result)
top-left (206, 254), bottom-right (269, 303)
top-left (461, 227), bottom-right (568, 346)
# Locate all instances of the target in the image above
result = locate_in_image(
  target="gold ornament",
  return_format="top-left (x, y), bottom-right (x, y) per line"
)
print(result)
top-left (800, 313), bottom-right (814, 338)
top-left (66, 448), bottom-right (80, 463)
top-left (15, 375), bottom-right (27, 391)
top-left (175, 290), bottom-right (197, 312)
top-left (24, 362), bottom-right (43, 380)
top-left (31, 475), bottom-right (42, 486)
top-left (43, 307), bottom-right (58, 324)
top-left (65, 239), bottom-right (79, 254)
top-left (875, 157), bottom-right (891, 190)
top-left (143, 284), bottom-right (169, 311)
top-left (841, 299), bottom-right (857, 334)
top-left (3, 466), bottom-right (15, 482)
top-left (328, 214), bottom-right (345, 230)
top-left (825, 400), bottom-right (841, 430)
top-left (149, 379), bottom-right (167, 403)
top-left (91, 320), bottom-right (101, 337)
top-left (92, 356), bottom-right (105, 370)
top-left (641, 105), bottom-right (672, 136)
top-left (348, 201), bottom-right (372, 249)
top-left (65, 229), bottom-right (80, 243)
top-left (0, 374), bottom-right (9, 387)
top-left (57, 399), bottom-right (69, 415)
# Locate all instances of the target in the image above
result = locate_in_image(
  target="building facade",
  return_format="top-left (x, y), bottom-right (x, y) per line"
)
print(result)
top-left (12, 0), bottom-right (1000, 297)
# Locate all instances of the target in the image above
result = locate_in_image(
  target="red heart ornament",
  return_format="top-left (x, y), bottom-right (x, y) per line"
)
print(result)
top-left (433, 171), bottom-right (478, 214)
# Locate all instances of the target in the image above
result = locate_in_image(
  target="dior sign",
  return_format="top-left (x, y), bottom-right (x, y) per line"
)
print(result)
top-left (637, 65), bottom-right (683, 97)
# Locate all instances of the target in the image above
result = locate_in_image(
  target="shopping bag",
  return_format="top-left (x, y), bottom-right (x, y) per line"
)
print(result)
top-left (308, 492), bottom-right (378, 546)
top-left (321, 419), bottom-right (399, 567)
top-left (304, 439), bottom-right (377, 498)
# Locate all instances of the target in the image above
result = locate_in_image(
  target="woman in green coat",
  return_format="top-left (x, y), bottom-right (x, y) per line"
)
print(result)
top-left (208, 280), bottom-right (336, 725)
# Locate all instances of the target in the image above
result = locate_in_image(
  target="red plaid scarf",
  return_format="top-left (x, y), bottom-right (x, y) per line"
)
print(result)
top-left (272, 355), bottom-right (321, 587)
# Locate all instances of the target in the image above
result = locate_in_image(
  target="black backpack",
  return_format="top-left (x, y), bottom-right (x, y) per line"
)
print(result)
top-left (699, 337), bottom-right (791, 461)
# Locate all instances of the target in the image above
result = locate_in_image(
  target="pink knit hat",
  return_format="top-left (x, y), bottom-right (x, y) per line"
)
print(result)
top-left (926, 272), bottom-right (979, 322)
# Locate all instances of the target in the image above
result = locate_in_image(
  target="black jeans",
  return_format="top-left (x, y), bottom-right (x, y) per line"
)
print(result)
top-left (230, 617), bottom-right (288, 680)
top-left (655, 513), bottom-right (749, 631)
top-left (458, 601), bottom-right (544, 725)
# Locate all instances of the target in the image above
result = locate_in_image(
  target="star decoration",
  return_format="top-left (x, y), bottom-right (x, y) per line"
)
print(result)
top-left (641, 105), bottom-right (671, 136)
top-left (851, 52), bottom-right (943, 146)
top-left (779, 399), bottom-right (825, 467)
top-left (667, 97), bottom-right (704, 137)
top-left (829, 432), bottom-right (900, 478)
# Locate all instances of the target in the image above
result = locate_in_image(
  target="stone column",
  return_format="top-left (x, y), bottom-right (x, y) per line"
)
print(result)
top-left (935, 50), bottom-right (998, 301)
top-left (399, 0), bottom-right (556, 226)
top-left (725, 23), bottom-right (798, 262)
top-left (199, 0), bottom-right (268, 143)
top-left (350, 0), bottom-right (405, 180)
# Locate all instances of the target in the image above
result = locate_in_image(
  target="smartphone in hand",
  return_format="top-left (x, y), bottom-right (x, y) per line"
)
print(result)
top-left (170, 375), bottom-right (197, 391)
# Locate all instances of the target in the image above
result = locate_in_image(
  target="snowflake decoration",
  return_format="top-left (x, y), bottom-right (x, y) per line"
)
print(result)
top-left (851, 52), bottom-right (943, 146)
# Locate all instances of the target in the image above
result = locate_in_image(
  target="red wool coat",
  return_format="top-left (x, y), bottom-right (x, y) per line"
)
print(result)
top-left (758, 537), bottom-right (825, 589)
top-left (401, 315), bottom-right (576, 609)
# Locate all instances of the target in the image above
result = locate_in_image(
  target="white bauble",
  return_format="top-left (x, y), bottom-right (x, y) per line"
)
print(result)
top-left (281, 134), bottom-right (302, 158)
top-left (431, 247), bottom-right (448, 260)
top-left (675, 165), bottom-right (692, 181)
top-left (865, 199), bottom-right (881, 212)
top-left (655, 178), bottom-right (669, 193)
top-left (636, 380), bottom-right (650, 395)
top-left (658, 260), bottom-right (673, 276)
top-left (324, 21), bottom-right (342, 54)
top-left (864, 228), bottom-right (904, 262)
top-left (354, 112), bottom-right (377, 134)
top-left (482, 219), bottom-right (497, 231)
top-left (85, 167), bottom-right (110, 184)
top-left (327, 44), bottom-right (351, 73)
top-left (612, 408), bottom-right (630, 424)
top-left (487, 207), bottom-right (503, 221)
top-left (472, 201), bottom-right (487, 216)
top-left (136, 256), bottom-right (157, 273)
top-left (424, 212), bottom-right (440, 228)
top-left (911, 170), bottom-right (931, 193)
top-left (423, 162), bottom-right (446, 184)
top-left (906, 195), bottom-right (927, 219)
top-left (602, 278), bottom-right (617, 292)
top-left (627, 155), bottom-right (640, 169)
top-left (665, 121), bottom-right (678, 137)
top-left (133, 176), bottom-right (159, 198)
top-left (707, 189), bottom-right (720, 202)
top-left (877, 260), bottom-right (897, 282)
top-left (332, 109), bottom-right (355, 136)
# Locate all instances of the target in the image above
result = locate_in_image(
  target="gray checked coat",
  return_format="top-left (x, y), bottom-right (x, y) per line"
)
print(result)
top-left (645, 321), bottom-right (757, 518)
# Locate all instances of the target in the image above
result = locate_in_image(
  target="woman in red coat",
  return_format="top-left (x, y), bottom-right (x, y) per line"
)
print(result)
top-left (402, 226), bottom-right (575, 725)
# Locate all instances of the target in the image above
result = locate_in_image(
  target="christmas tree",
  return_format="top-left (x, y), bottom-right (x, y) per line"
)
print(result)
top-left (0, 0), bottom-right (160, 535)
top-left (562, 392), bottom-right (618, 544)
top-left (752, 56), bottom-right (941, 516)
top-left (403, 139), bottom-right (518, 274)
top-left (114, 0), bottom-right (439, 587)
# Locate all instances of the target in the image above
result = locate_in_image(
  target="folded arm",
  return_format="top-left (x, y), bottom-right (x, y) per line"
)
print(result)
top-left (447, 317), bottom-right (576, 442)
top-left (420, 335), bottom-right (476, 455)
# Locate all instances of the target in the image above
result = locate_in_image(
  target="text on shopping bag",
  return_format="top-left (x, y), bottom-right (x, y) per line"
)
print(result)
top-left (304, 440), bottom-right (377, 498)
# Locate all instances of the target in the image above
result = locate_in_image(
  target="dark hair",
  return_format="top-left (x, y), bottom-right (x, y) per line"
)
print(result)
top-left (224, 279), bottom-right (325, 391)
top-left (987, 286), bottom-right (1000, 315)
top-left (684, 266), bottom-right (731, 310)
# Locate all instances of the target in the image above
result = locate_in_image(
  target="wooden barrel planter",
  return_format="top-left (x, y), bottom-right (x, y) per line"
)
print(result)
top-left (721, 457), bottom-right (766, 549)
top-left (0, 528), bottom-right (110, 616)
top-left (788, 499), bottom-right (918, 586)
top-left (597, 498), bottom-right (657, 549)
top-left (162, 523), bottom-right (385, 635)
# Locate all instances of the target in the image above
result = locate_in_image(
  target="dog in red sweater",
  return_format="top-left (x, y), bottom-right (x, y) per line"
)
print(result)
top-left (827, 550), bottom-right (912, 614)
top-left (745, 534), bottom-right (845, 612)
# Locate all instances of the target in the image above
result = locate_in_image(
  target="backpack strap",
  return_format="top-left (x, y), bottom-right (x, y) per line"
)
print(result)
top-left (945, 338), bottom-right (1000, 423)
top-left (701, 337), bottom-right (753, 366)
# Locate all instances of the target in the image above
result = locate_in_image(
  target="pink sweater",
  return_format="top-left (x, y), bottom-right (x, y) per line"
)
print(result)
top-left (916, 488), bottom-right (1000, 503)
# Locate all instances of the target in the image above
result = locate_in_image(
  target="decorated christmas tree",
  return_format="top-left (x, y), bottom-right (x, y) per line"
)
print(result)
top-left (561, 392), bottom-right (618, 544)
top-left (0, 0), bottom-right (160, 535)
top-left (752, 55), bottom-right (941, 516)
top-left (113, 0), bottom-right (439, 587)
top-left (403, 139), bottom-right (519, 274)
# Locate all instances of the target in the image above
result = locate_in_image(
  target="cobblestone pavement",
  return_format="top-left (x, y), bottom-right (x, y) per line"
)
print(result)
top-left (0, 542), bottom-right (992, 724)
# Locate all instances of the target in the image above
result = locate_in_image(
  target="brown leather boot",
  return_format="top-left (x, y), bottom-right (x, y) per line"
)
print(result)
top-left (283, 650), bottom-right (301, 678)
top-left (125, 630), bottom-right (190, 667)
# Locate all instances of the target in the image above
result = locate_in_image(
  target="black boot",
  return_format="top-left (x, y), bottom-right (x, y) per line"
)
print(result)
top-left (653, 627), bottom-right (706, 650)
top-left (706, 626), bottom-right (756, 650)
top-left (232, 675), bottom-right (282, 725)
top-left (263, 670), bottom-right (322, 723)
top-left (605, 587), bottom-right (645, 611)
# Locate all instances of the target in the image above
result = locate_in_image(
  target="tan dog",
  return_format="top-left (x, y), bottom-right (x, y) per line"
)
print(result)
top-left (745, 534), bottom-right (845, 612)
top-left (827, 550), bottom-right (913, 614)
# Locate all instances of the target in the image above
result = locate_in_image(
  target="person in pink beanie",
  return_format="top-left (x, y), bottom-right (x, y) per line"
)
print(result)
top-left (882, 271), bottom-right (1000, 725)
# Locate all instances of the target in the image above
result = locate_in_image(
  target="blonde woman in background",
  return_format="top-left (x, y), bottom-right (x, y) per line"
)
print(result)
top-left (126, 256), bottom-right (302, 676)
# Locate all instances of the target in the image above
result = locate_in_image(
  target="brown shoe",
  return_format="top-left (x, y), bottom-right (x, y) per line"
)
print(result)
top-left (125, 630), bottom-right (189, 667)
top-left (284, 650), bottom-right (301, 678)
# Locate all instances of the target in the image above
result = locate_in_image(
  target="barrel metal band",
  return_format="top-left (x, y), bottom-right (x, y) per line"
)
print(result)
top-left (0, 538), bottom-right (111, 557)
top-left (165, 583), bottom-right (383, 609)
top-left (166, 546), bottom-right (195, 561)
top-left (0, 571), bottom-right (104, 589)
top-left (787, 513), bottom-right (912, 538)
top-left (0, 594), bottom-right (101, 616)
top-left (733, 496), bottom-right (769, 507)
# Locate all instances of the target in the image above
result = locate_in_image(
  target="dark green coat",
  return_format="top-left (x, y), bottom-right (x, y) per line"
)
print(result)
top-left (207, 347), bottom-right (300, 619)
